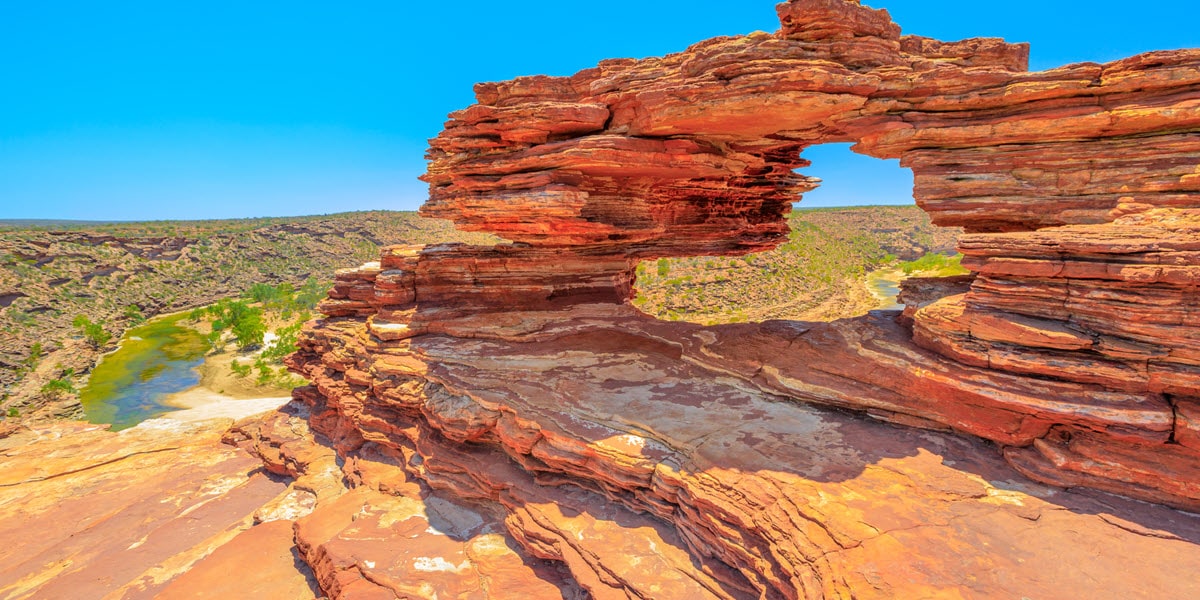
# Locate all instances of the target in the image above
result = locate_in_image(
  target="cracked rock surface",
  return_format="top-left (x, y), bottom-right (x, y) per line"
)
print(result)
top-left (270, 305), bottom-right (1200, 599)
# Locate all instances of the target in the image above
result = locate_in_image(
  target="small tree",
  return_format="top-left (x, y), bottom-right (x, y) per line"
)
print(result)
top-left (40, 367), bottom-right (76, 398)
top-left (204, 299), bottom-right (264, 350)
top-left (73, 315), bottom-right (112, 348)
top-left (232, 310), bottom-right (265, 350)
top-left (206, 329), bottom-right (225, 352)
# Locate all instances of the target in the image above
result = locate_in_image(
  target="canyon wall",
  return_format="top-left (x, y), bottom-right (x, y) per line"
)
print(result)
top-left (271, 0), bottom-right (1200, 597)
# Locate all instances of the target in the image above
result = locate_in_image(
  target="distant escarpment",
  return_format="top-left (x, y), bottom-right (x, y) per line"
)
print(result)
top-left (263, 0), bottom-right (1200, 597)
top-left (0, 211), bottom-right (497, 422)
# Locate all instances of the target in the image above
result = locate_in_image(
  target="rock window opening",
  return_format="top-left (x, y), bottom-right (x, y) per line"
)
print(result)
top-left (630, 143), bottom-right (962, 324)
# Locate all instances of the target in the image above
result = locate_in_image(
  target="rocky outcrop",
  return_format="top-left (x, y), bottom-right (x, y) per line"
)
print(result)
top-left (267, 0), bottom-right (1200, 597)
top-left (273, 300), bottom-right (1200, 598)
top-left (895, 273), bottom-right (974, 324)
top-left (1, 402), bottom-right (575, 599)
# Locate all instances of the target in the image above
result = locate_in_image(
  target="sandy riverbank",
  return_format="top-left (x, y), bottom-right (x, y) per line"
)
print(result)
top-left (159, 348), bottom-right (297, 423)
top-left (158, 388), bottom-right (291, 423)
top-left (192, 350), bottom-right (297, 399)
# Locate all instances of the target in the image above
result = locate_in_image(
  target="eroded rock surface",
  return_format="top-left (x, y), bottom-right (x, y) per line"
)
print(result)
top-left (10, 0), bottom-right (1197, 598)
top-left (0, 406), bottom-right (576, 599)
top-left (274, 305), bottom-right (1200, 598)
top-left (259, 0), bottom-right (1200, 597)
top-left (412, 0), bottom-right (1200, 509)
top-left (0, 418), bottom-right (300, 599)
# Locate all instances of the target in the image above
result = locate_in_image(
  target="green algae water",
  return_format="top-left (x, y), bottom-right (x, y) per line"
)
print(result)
top-left (81, 313), bottom-right (209, 430)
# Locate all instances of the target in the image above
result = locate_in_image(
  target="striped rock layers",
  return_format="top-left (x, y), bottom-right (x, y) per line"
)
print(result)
top-left (281, 0), bottom-right (1200, 597)
top-left (420, 0), bottom-right (1200, 507)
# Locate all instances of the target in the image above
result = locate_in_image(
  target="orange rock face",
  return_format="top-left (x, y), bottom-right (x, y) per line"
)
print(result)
top-left (416, 0), bottom-right (1200, 511)
top-left (273, 305), bottom-right (1200, 598)
top-left (264, 0), bottom-right (1200, 597)
top-left (0, 406), bottom-right (583, 599)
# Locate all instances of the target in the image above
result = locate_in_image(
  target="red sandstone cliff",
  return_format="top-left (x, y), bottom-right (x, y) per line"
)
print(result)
top-left (408, 0), bottom-right (1200, 512)
top-left (260, 0), bottom-right (1200, 597)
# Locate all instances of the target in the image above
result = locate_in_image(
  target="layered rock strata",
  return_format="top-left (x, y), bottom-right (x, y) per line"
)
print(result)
top-left (0, 405), bottom-right (581, 599)
top-left (411, 0), bottom-right (1200, 507)
top-left (272, 0), bottom-right (1200, 597)
top-left (274, 301), bottom-right (1200, 598)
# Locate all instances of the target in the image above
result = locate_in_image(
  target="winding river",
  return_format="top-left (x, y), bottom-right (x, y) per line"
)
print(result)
top-left (867, 269), bottom-right (905, 310)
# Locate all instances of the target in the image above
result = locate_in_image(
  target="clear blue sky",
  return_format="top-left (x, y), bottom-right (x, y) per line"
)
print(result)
top-left (1, 1), bottom-right (1196, 220)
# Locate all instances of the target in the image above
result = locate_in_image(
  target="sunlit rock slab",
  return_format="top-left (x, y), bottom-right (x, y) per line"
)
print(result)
top-left (0, 418), bottom-right (289, 599)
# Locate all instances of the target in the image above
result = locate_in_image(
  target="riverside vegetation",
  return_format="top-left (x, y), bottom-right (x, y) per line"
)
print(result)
top-left (189, 280), bottom-right (322, 391)
top-left (0, 211), bottom-right (498, 422)
top-left (73, 280), bottom-right (318, 430)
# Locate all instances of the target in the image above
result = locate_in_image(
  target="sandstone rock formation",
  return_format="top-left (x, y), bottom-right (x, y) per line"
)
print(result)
top-left (413, 0), bottom-right (1200, 511)
top-left (0, 407), bottom-right (583, 599)
top-left (10, 0), bottom-right (1191, 598)
top-left (274, 302), bottom-right (1200, 598)
top-left (0, 418), bottom-right (304, 599)
top-left (266, 0), bottom-right (1200, 596)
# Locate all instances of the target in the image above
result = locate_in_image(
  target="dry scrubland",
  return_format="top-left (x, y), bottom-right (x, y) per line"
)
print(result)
top-left (0, 206), bottom-right (959, 422)
top-left (634, 205), bottom-right (960, 323)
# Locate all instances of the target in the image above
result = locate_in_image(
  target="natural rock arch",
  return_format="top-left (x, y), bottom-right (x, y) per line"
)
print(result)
top-left (286, 1), bottom-right (1200, 596)
top-left (407, 0), bottom-right (1200, 507)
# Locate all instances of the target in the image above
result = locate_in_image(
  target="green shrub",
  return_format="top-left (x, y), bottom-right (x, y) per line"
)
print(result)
top-left (230, 359), bottom-right (252, 378)
top-left (254, 358), bottom-right (273, 385)
top-left (123, 304), bottom-right (146, 324)
top-left (245, 282), bottom-right (284, 305)
top-left (261, 321), bottom-right (303, 362)
top-left (24, 342), bottom-right (43, 369)
top-left (40, 368), bottom-right (76, 397)
top-left (206, 330), bottom-right (224, 351)
top-left (72, 316), bottom-right (112, 348)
